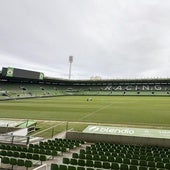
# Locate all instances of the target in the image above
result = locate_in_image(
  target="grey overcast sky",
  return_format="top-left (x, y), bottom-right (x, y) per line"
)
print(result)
top-left (0, 0), bottom-right (170, 79)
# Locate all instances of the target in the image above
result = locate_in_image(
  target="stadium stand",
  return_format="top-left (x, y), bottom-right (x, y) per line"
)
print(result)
top-left (1, 67), bottom-right (170, 100)
top-left (3, 132), bottom-right (167, 169)
top-left (0, 138), bottom-right (85, 169)
top-left (1, 67), bottom-right (170, 169)
top-left (51, 142), bottom-right (170, 170)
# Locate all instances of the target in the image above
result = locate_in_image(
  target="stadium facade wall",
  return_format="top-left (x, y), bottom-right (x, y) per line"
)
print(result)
top-left (66, 131), bottom-right (170, 147)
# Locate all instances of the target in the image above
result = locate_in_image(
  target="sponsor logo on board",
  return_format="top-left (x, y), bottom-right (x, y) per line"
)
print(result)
top-left (88, 126), bottom-right (134, 135)
top-left (83, 125), bottom-right (170, 139)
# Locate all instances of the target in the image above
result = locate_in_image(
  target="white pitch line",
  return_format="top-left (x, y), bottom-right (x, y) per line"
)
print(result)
top-left (79, 102), bottom-right (114, 121)
top-left (31, 121), bottom-right (65, 136)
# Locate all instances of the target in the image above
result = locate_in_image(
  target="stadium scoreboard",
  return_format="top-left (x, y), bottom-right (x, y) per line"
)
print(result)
top-left (2, 67), bottom-right (44, 80)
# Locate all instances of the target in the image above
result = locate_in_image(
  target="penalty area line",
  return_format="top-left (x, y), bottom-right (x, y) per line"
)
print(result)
top-left (79, 102), bottom-right (114, 121)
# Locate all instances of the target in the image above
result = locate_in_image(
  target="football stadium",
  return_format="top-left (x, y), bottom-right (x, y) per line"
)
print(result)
top-left (0, 67), bottom-right (170, 170)
top-left (1, 1), bottom-right (170, 170)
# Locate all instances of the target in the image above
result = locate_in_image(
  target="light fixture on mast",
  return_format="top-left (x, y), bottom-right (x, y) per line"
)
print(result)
top-left (68, 56), bottom-right (73, 79)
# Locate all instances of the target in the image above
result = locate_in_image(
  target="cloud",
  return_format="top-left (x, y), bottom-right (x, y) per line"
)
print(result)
top-left (0, 0), bottom-right (170, 79)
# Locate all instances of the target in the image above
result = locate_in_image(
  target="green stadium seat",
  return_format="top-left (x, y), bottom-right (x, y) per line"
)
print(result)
top-left (63, 158), bottom-right (70, 164)
top-left (111, 162), bottom-right (119, 169)
top-left (59, 164), bottom-right (67, 170)
top-left (52, 150), bottom-right (58, 157)
top-left (147, 153), bottom-right (153, 157)
top-left (77, 167), bottom-right (85, 170)
top-left (108, 155), bottom-right (114, 162)
top-left (160, 153), bottom-right (167, 158)
top-left (0, 144), bottom-right (5, 149)
top-left (22, 147), bottom-right (28, 152)
top-left (33, 148), bottom-right (40, 153)
top-left (46, 149), bottom-right (52, 155)
top-left (61, 147), bottom-right (68, 153)
top-left (77, 159), bottom-right (85, 166)
top-left (11, 145), bottom-right (17, 151)
top-left (86, 150), bottom-right (92, 155)
top-left (139, 166), bottom-right (148, 170)
top-left (148, 168), bottom-right (157, 170)
top-left (120, 164), bottom-right (129, 170)
top-left (72, 153), bottom-right (79, 158)
top-left (29, 144), bottom-right (34, 148)
top-left (79, 153), bottom-right (85, 159)
top-left (13, 151), bottom-right (20, 157)
top-left (154, 157), bottom-right (162, 162)
top-left (126, 153), bottom-right (132, 159)
top-left (10, 158), bottom-right (17, 168)
top-left (131, 159), bottom-right (138, 165)
top-left (162, 157), bottom-right (169, 163)
top-left (94, 161), bottom-right (102, 168)
top-left (86, 154), bottom-right (93, 160)
top-left (25, 160), bottom-right (33, 169)
top-left (39, 149), bottom-right (46, 155)
top-left (86, 159), bottom-right (93, 167)
top-left (123, 158), bottom-right (130, 164)
top-left (2, 156), bottom-right (10, 164)
top-left (32, 154), bottom-right (40, 160)
top-left (20, 152), bottom-right (26, 158)
top-left (6, 145), bottom-right (11, 150)
top-left (103, 162), bottom-right (111, 169)
top-left (68, 165), bottom-right (76, 170)
top-left (51, 163), bottom-right (59, 170)
top-left (147, 156), bottom-right (154, 161)
top-left (105, 151), bottom-right (111, 156)
top-left (129, 165), bottom-right (138, 170)
top-left (40, 155), bottom-right (47, 164)
top-left (70, 158), bottom-right (77, 165)
top-left (27, 153), bottom-right (33, 160)
top-left (132, 154), bottom-right (139, 160)
top-left (165, 163), bottom-right (170, 170)
top-left (115, 156), bottom-right (122, 163)
top-left (93, 154), bottom-right (100, 160)
top-left (17, 159), bottom-right (25, 166)
top-left (139, 160), bottom-right (147, 166)
top-left (80, 149), bottom-right (85, 154)
top-left (1, 150), bottom-right (7, 156)
top-left (148, 161), bottom-right (155, 167)
top-left (7, 150), bottom-right (13, 156)
top-left (101, 155), bottom-right (108, 161)
top-left (119, 153), bottom-right (125, 158)
top-left (86, 168), bottom-right (95, 170)
top-left (28, 147), bottom-right (34, 153)
top-left (156, 162), bottom-right (164, 168)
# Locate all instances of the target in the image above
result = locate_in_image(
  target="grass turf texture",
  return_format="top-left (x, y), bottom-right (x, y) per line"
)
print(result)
top-left (0, 96), bottom-right (170, 128)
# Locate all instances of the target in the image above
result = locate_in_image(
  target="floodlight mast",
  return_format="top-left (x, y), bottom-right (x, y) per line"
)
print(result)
top-left (69, 56), bottom-right (73, 79)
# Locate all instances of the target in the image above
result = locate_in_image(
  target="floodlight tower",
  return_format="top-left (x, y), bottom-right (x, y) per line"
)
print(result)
top-left (68, 56), bottom-right (73, 79)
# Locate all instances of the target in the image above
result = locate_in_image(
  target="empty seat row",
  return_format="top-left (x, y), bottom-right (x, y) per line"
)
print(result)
top-left (29, 138), bottom-right (84, 152)
top-left (1, 156), bottom-right (33, 169)
top-left (0, 150), bottom-right (49, 162)
top-left (51, 163), bottom-right (102, 170)
top-left (52, 163), bottom-right (170, 170)
top-left (77, 151), bottom-right (170, 163)
top-left (0, 148), bottom-right (59, 157)
top-left (86, 145), bottom-right (170, 156)
top-left (63, 157), bottom-right (170, 169)
top-left (94, 143), bottom-right (169, 151)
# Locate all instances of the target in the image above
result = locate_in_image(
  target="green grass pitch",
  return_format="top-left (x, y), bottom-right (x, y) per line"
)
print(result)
top-left (0, 96), bottom-right (170, 128)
